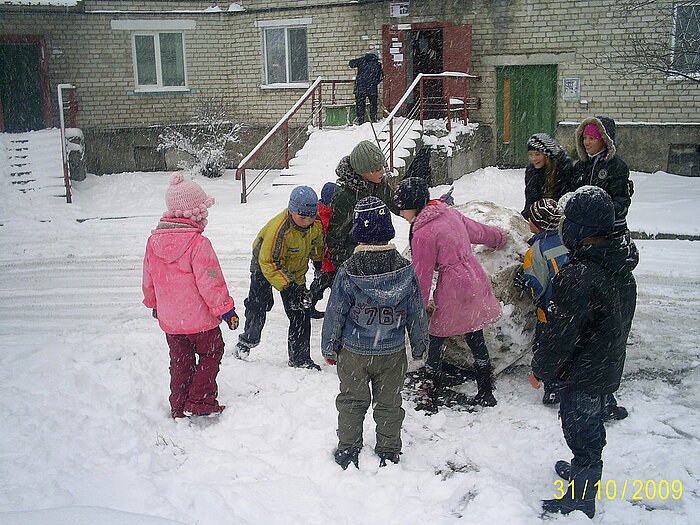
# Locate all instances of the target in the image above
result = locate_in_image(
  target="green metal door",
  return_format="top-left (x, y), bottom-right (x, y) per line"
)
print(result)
top-left (496, 65), bottom-right (557, 166)
top-left (0, 43), bottom-right (44, 132)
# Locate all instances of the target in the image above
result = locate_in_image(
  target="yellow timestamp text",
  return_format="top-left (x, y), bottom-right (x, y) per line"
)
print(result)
top-left (554, 479), bottom-right (683, 500)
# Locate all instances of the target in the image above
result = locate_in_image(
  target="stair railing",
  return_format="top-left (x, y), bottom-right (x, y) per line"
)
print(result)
top-left (378, 72), bottom-right (479, 173)
top-left (57, 83), bottom-right (77, 204)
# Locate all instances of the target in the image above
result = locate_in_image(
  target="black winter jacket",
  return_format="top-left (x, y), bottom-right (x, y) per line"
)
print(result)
top-left (349, 54), bottom-right (383, 95)
top-left (326, 156), bottom-right (397, 268)
top-left (572, 117), bottom-right (634, 232)
top-left (531, 232), bottom-right (638, 394)
top-left (522, 149), bottom-right (574, 219)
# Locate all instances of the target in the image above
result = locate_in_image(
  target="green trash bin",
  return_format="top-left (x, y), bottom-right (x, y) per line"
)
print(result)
top-left (324, 105), bottom-right (350, 126)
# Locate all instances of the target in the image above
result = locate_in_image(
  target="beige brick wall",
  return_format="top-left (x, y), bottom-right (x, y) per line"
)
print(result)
top-left (2, 0), bottom-right (698, 164)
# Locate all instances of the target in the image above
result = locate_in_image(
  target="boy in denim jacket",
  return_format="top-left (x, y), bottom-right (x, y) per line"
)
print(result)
top-left (322, 196), bottom-right (428, 470)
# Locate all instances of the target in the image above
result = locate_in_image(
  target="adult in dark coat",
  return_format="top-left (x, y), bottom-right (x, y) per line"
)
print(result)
top-left (349, 51), bottom-right (383, 124)
top-left (532, 186), bottom-right (638, 519)
top-left (571, 116), bottom-right (634, 234)
top-left (522, 133), bottom-right (574, 220)
top-left (326, 140), bottom-right (398, 268)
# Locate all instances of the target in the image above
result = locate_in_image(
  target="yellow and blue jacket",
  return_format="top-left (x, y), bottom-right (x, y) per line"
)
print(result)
top-left (250, 209), bottom-right (324, 291)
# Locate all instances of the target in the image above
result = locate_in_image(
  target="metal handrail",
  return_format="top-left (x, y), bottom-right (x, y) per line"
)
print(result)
top-left (57, 83), bottom-right (77, 204)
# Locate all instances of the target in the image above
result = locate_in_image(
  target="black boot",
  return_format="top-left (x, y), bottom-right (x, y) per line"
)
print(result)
top-left (555, 460), bottom-right (571, 480)
top-left (542, 464), bottom-right (601, 519)
top-left (377, 451), bottom-right (401, 467)
top-left (334, 447), bottom-right (360, 470)
top-left (471, 364), bottom-right (497, 407)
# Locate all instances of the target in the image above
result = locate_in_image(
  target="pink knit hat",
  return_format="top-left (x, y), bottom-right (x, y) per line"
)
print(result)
top-left (163, 172), bottom-right (215, 227)
top-left (583, 123), bottom-right (603, 142)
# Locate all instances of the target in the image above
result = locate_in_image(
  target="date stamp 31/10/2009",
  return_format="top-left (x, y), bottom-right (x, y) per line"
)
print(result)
top-left (553, 479), bottom-right (684, 500)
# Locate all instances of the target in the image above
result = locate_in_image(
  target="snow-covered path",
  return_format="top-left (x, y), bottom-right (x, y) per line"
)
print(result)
top-left (1, 127), bottom-right (699, 524)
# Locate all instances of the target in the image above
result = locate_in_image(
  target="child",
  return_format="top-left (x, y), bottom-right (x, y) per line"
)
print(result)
top-left (571, 116), bottom-right (633, 235)
top-left (572, 116), bottom-right (634, 420)
top-left (322, 196), bottom-right (428, 469)
top-left (309, 181), bottom-right (340, 319)
top-left (326, 140), bottom-right (398, 269)
top-left (522, 133), bottom-right (574, 220)
top-left (532, 186), bottom-right (638, 519)
top-left (142, 173), bottom-right (237, 418)
top-left (516, 198), bottom-right (569, 405)
top-left (394, 177), bottom-right (507, 408)
top-left (236, 186), bottom-right (325, 370)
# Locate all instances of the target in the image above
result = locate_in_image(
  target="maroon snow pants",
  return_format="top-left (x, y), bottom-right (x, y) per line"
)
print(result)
top-left (165, 326), bottom-right (225, 417)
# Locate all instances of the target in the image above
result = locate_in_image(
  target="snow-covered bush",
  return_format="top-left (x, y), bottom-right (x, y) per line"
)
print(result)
top-left (158, 95), bottom-right (243, 178)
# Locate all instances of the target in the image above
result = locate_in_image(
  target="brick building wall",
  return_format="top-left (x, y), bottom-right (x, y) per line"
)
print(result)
top-left (2, 0), bottom-right (698, 174)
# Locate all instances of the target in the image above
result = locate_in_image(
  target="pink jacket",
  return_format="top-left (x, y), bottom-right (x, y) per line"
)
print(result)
top-left (142, 218), bottom-right (234, 335)
top-left (411, 200), bottom-right (507, 337)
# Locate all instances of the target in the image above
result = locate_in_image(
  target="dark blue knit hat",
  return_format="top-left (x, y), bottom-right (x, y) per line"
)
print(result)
top-left (320, 182), bottom-right (339, 206)
top-left (288, 185), bottom-right (318, 217)
top-left (352, 196), bottom-right (395, 243)
top-left (394, 176), bottom-right (430, 211)
top-left (560, 186), bottom-right (615, 249)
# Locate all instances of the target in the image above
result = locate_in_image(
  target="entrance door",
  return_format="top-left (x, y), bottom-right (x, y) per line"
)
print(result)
top-left (408, 29), bottom-right (443, 117)
top-left (496, 65), bottom-right (557, 166)
top-left (0, 41), bottom-right (45, 132)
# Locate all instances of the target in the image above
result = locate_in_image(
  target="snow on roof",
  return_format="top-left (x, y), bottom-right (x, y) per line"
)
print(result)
top-left (1, 0), bottom-right (80, 5)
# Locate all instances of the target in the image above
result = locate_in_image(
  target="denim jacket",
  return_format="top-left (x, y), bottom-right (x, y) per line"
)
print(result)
top-left (321, 244), bottom-right (428, 359)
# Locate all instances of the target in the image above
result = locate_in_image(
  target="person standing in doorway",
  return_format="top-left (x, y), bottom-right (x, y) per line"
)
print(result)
top-left (349, 50), bottom-right (383, 124)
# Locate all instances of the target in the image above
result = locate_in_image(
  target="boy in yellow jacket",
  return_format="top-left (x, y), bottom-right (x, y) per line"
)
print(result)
top-left (236, 186), bottom-right (325, 369)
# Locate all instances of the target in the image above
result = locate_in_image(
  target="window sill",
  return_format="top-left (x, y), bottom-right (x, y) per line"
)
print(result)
top-left (260, 82), bottom-right (310, 90)
top-left (128, 88), bottom-right (197, 95)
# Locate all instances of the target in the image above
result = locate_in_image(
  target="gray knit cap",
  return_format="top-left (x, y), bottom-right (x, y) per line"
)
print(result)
top-left (349, 140), bottom-right (385, 175)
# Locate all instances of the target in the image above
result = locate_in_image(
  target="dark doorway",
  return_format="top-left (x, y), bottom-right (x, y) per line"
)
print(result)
top-left (408, 30), bottom-right (443, 118)
top-left (0, 42), bottom-right (45, 132)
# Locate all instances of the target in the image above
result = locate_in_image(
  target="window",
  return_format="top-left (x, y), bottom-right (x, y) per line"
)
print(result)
top-left (673, 3), bottom-right (700, 74)
top-left (258, 19), bottom-right (309, 86)
top-left (133, 32), bottom-right (187, 90)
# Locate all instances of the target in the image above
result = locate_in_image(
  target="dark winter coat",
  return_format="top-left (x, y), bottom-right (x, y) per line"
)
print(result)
top-left (522, 149), bottom-right (574, 219)
top-left (531, 233), bottom-right (639, 394)
top-left (572, 117), bottom-right (634, 233)
top-left (326, 155), bottom-right (398, 267)
top-left (349, 53), bottom-right (383, 95)
top-left (321, 244), bottom-right (428, 359)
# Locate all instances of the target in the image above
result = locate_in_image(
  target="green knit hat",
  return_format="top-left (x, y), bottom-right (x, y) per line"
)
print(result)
top-left (349, 140), bottom-right (385, 175)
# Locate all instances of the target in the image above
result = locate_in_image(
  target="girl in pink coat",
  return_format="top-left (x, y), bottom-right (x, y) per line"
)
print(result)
top-left (142, 173), bottom-right (238, 418)
top-left (394, 177), bottom-right (507, 407)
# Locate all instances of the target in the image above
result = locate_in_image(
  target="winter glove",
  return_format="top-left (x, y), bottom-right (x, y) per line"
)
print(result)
top-left (152, 309), bottom-right (158, 319)
top-left (513, 269), bottom-right (528, 291)
top-left (324, 357), bottom-right (337, 366)
top-left (286, 282), bottom-right (312, 311)
top-left (221, 308), bottom-right (239, 330)
top-left (439, 187), bottom-right (455, 206)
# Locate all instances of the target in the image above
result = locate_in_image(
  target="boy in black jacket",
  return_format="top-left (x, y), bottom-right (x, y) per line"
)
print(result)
top-left (531, 186), bottom-right (638, 519)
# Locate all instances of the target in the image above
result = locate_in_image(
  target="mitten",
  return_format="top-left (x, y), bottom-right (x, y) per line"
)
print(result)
top-left (439, 187), bottom-right (455, 206)
top-left (285, 282), bottom-right (310, 310)
top-left (513, 269), bottom-right (528, 291)
top-left (324, 357), bottom-right (337, 366)
top-left (221, 308), bottom-right (239, 330)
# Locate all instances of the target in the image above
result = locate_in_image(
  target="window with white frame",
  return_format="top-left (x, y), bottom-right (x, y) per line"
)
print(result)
top-left (258, 19), bottom-right (309, 85)
top-left (673, 3), bottom-right (700, 74)
top-left (133, 32), bottom-right (187, 89)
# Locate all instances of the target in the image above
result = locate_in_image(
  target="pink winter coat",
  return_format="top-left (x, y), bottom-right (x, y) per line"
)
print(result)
top-left (142, 218), bottom-right (234, 335)
top-left (411, 200), bottom-right (507, 337)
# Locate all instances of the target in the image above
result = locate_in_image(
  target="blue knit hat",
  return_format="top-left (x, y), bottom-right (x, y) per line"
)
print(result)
top-left (320, 182), bottom-right (339, 206)
top-left (352, 196), bottom-right (395, 243)
top-left (288, 186), bottom-right (318, 217)
top-left (560, 186), bottom-right (615, 249)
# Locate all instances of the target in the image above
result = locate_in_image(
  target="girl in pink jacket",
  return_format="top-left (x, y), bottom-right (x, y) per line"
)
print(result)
top-left (395, 177), bottom-right (507, 407)
top-left (142, 173), bottom-right (237, 418)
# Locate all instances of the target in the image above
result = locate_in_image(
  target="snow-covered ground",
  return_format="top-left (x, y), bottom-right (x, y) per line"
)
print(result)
top-left (0, 127), bottom-right (698, 525)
